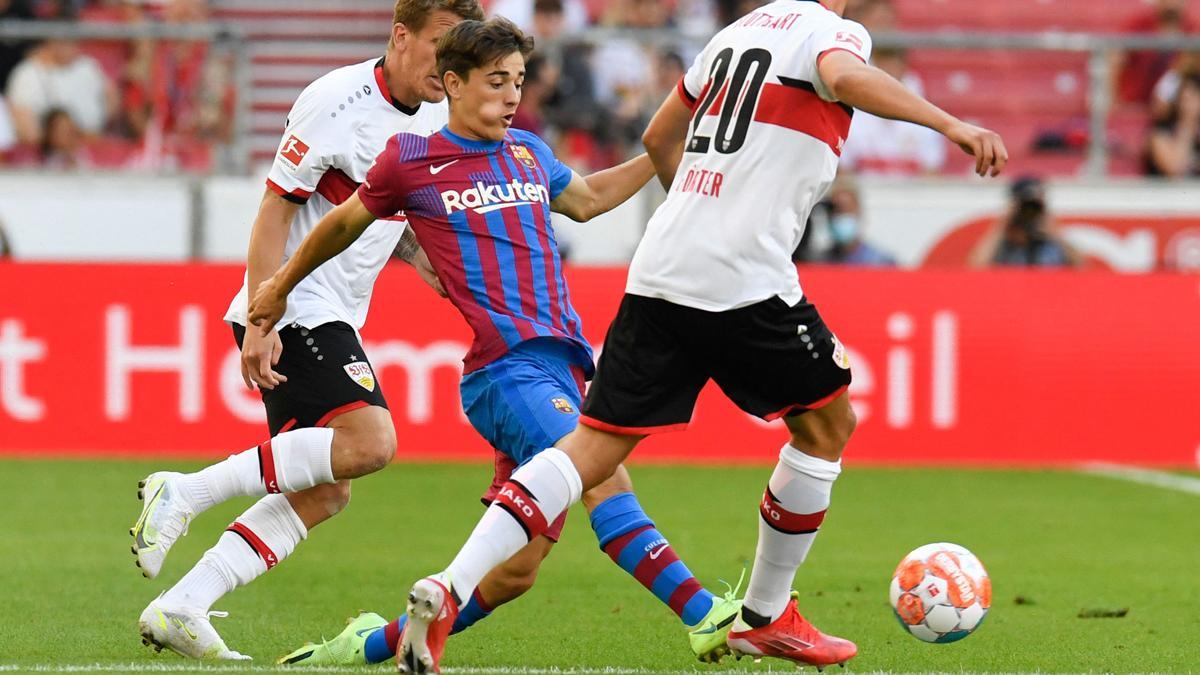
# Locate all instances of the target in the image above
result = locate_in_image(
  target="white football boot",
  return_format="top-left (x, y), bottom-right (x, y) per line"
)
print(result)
top-left (130, 472), bottom-right (194, 579)
top-left (138, 595), bottom-right (250, 660)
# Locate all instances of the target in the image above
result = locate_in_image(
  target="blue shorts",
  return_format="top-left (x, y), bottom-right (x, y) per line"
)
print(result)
top-left (461, 338), bottom-right (588, 467)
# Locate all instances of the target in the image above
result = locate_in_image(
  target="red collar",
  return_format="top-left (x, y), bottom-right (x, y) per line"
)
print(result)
top-left (374, 57), bottom-right (421, 115)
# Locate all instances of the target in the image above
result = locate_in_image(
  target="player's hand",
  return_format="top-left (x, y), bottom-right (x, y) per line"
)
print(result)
top-left (240, 328), bottom-right (288, 390)
top-left (248, 278), bottom-right (288, 337)
top-left (413, 249), bottom-right (448, 298)
top-left (945, 121), bottom-right (1008, 177)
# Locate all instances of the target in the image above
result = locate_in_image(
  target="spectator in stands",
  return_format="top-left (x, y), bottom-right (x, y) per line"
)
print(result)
top-left (1151, 51), bottom-right (1200, 119)
top-left (38, 107), bottom-right (92, 169)
top-left (1114, 0), bottom-right (1197, 106)
top-left (847, 0), bottom-right (896, 35)
top-left (512, 53), bottom-right (556, 135)
top-left (0, 0), bottom-right (35, 90)
top-left (1146, 72), bottom-right (1200, 177)
top-left (822, 178), bottom-right (896, 266)
top-left (5, 38), bottom-right (115, 144)
top-left (592, 0), bottom-right (675, 153)
top-left (122, 0), bottom-right (234, 146)
top-left (0, 93), bottom-right (16, 160)
top-left (490, 0), bottom-right (590, 33)
top-left (0, 218), bottom-right (12, 258)
top-left (970, 176), bottom-right (1082, 268)
top-left (840, 48), bottom-right (946, 176)
top-left (528, 0), bottom-right (604, 166)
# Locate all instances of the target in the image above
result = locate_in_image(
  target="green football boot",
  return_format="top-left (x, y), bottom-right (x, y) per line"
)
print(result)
top-left (277, 611), bottom-right (388, 665)
top-left (688, 572), bottom-right (745, 663)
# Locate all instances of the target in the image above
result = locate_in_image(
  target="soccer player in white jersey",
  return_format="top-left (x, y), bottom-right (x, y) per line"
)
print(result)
top-left (128, 0), bottom-right (484, 660)
top-left (395, 0), bottom-right (1008, 671)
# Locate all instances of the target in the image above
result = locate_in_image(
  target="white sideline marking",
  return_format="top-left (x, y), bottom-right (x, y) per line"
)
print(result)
top-left (0, 666), bottom-right (656, 674)
top-left (1081, 462), bottom-right (1200, 496)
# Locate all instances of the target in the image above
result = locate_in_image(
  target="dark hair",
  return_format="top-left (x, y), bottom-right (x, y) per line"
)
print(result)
top-left (437, 17), bottom-right (534, 81)
top-left (391, 0), bottom-right (483, 35)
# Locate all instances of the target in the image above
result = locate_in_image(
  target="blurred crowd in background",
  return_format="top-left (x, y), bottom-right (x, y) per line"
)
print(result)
top-left (0, 0), bottom-right (1198, 266)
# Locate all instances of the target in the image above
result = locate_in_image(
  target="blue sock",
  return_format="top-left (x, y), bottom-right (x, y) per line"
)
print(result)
top-left (591, 492), bottom-right (716, 627)
top-left (362, 590), bottom-right (494, 664)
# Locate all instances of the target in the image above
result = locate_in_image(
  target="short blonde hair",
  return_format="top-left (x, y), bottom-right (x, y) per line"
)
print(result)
top-left (392, 0), bottom-right (484, 33)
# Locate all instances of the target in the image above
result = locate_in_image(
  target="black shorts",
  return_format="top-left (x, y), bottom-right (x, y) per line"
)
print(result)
top-left (233, 321), bottom-right (388, 436)
top-left (580, 294), bottom-right (852, 434)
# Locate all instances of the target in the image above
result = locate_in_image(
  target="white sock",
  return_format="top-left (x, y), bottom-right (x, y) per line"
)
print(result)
top-left (177, 428), bottom-right (335, 513)
top-left (445, 447), bottom-right (582, 601)
top-left (162, 494), bottom-right (307, 612)
top-left (742, 444), bottom-right (842, 623)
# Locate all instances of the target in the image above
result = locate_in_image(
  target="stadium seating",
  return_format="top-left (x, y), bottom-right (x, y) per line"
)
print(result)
top-left (211, 0), bottom-right (389, 165)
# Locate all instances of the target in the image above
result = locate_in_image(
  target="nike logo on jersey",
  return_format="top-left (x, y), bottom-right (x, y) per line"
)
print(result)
top-left (649, 545), bottom-right (669, 560)
top-left (429, 160), bottom-right (459, 174)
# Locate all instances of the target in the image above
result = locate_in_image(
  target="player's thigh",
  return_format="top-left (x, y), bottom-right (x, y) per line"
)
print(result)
top-left (580, 294), bottom-right (710, 435)
top-left (709, 295), bottom-right (853, 425)
top-left (460, 349), bottom-right (583, 467)
top-left (236, 321), bottom-right (390, 436)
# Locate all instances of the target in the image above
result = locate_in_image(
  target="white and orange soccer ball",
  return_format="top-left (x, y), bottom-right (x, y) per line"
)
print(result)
top-left (889, 542), bottom-right (991, 643)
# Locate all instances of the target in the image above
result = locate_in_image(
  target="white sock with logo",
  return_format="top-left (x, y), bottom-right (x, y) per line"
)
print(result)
top-left (741, 444), bottom-right (842, 624)
top-left (162, 495), bottom-right (307, 612)
top-left (445, 448), bottom-right (582, 601)
top-left (176, 428), bottom-right (335, 514)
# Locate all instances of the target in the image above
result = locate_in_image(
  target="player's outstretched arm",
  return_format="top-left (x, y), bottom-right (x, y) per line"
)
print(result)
top-left (817, 51), bottom-right (1008, 177)
top-left (248, 193), bottom-right (376, 334)
top-left (241, 189), bottom-right (302, 390)
top-left (550, 154), bottom-right (656, 222)
top-left (641, 90), bottom-right (694, 190)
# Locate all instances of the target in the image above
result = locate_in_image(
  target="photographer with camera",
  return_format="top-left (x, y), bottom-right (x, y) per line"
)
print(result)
top-left (969, 176), bottom-right (1082, 268)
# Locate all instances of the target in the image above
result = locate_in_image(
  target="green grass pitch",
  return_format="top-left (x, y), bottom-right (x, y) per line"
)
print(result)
top-left (2, 457), bottom-right (1197, 673)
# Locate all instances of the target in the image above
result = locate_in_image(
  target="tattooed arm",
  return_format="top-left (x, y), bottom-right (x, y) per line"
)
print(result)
top-left (394, 226), bottom-right (447, 298)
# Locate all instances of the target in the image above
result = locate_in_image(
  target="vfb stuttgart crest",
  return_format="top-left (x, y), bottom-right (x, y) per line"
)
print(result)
top-left (343, 361), bottom-right (376, 392)
top-left (551, 397), bottom-right (575, 414)
top-left (510, 144), bottom-right (537, 169)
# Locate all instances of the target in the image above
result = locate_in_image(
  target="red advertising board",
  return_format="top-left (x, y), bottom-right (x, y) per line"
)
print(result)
top-left (1, 262), bottom-right (1197, 466)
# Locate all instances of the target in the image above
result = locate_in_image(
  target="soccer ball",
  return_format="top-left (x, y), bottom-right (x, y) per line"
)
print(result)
top-left (889, 542), bottom-right (991, 643)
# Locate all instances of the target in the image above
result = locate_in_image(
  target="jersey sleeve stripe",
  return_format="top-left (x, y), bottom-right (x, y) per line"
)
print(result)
top-left (676, 79), bottom-right (699, 109)
top-left (755, 80), bottom-right (853, 155)
top-left (265, 179), bottom-right (312, 204)
top-left (314, 168), bottom-right (360, 206)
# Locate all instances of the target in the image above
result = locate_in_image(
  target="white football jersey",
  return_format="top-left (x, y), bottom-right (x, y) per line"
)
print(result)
top-left (626, 0), bottom-right (872, 311)
top-left (224, 58), bottom-right (448, 330)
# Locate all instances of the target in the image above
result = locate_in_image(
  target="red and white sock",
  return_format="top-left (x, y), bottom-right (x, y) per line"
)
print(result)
top-left (161, 494), bottom-right (307, 612)
top-left (177, 428), bottom-right (335, 514)
top-left (742, 444), bottom-right (842, 623)
top-left (445, 447), bottom-right (582, 600)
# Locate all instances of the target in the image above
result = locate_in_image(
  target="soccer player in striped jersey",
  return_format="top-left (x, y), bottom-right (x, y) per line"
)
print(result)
top-left (252, 18), bottom-right (741, 668)
top-left (392, 0), bottom-right (1008, 672)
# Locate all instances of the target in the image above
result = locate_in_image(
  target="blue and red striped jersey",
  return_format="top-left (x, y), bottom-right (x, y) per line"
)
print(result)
top-left (358, 126), bottom-right (591, 374)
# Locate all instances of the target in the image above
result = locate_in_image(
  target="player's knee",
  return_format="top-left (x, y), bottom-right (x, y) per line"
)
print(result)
top-left (308, 480), bottom-right (352, 517)
top-left (337, 423), bottom-right (396, 476)
top-left (835, 404), bottom-right (858, 449)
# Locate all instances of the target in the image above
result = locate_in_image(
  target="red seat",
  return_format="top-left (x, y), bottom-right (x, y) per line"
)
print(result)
top-left (894, 0), bottom-right (1161, 32)
top-left (910, 50), bottom-right (1088, 116)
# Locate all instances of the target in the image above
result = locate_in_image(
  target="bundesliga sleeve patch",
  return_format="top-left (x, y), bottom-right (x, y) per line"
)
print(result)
top-left (835, 31), bottom-right (864, 51)
top-left (279, 135), bottom-right (310, 168)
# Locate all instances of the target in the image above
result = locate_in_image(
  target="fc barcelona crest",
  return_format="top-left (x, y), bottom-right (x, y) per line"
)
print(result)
top-left (551, 397), bottom-right (575, 414)
top-left (510, 144), bottom-right (537, 169)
